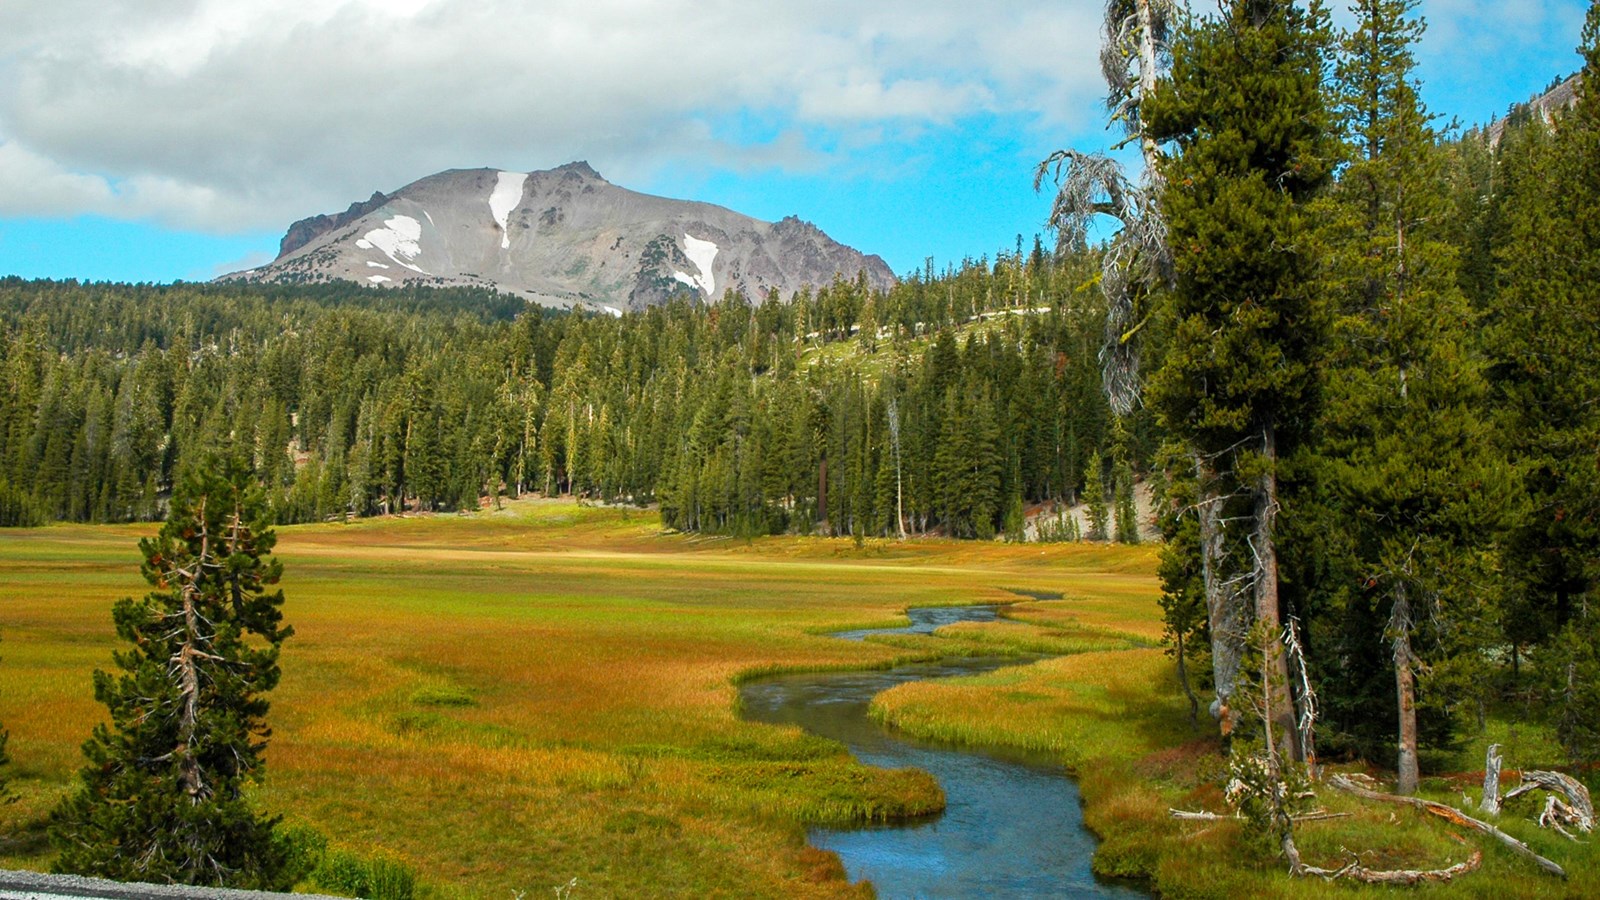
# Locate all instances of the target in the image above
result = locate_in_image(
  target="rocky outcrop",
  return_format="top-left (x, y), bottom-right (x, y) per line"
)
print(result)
top-left (0, 867), bottom-right (345, 900)
top-left (276, 191), bottom-right (389, 259)
top-left (1486, 73), bottom-right (1583, 147)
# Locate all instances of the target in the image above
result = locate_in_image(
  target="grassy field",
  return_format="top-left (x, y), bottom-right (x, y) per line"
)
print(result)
top-left (0, 499), bottom-right (1164, 898)
top-left (3, 499), bottom-right (1592, 898)
top-left (873, 641), bottom-right (1600, 897)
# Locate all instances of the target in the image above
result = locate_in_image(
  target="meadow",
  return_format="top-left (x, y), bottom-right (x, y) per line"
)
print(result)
top-left (873, 638), bottom-right (1600, 896)
top-left (2, 499), bottom-right (1592, 898)
top-left (0, 499), bottom-right (1164, 898)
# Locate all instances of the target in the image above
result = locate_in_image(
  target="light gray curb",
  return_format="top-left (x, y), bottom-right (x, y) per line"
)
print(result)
top-left (0, 870), bottom-right (344, 900)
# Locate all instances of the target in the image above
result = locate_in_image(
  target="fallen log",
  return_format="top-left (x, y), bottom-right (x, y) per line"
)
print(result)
top-left (1328, 774), bottom-right (1566, 878)
top-left (1169, 808), bottom-right (1349, 823)
top-left (1503, 770), bottom-right (1594, 833)
top-left (1295, 849), bottom-right (1482, 885)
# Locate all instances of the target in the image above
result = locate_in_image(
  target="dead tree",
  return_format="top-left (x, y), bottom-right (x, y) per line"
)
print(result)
top-left (1502, 770), bottom-right (1595, 839)
top-left (1036, 0), bottom-right (1180, 417)
top-left (1480, 744), bottom-right (1503, 815)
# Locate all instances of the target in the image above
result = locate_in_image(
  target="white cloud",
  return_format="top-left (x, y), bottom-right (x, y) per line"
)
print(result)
top-left (0, 141), bottom-right (114, 215)
top-left (0, 0), bottom-right (1109, 231)
top-left (0, 0), bottom-right (1574, 236)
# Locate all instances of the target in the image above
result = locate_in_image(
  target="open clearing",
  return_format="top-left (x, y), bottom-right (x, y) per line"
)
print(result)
top-left (4, 499), bottom-right (1592, 898)
top-left (0, 500), bottom-right (1163, 898)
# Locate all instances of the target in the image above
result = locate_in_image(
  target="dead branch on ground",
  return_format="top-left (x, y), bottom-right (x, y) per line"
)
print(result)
top-left (1501, 769), bottom-right (1594, 837)
top-left (1294, 849), bottom-right (1482, 885)
top-left (1328, 774), bottom-right (1566, 878)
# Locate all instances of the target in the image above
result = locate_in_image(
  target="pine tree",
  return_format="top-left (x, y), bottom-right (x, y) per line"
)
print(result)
top-left (1144, 0), bottom-right (1337, 757)
top-left (1082, 451), bottom-right (1109, 541)
top-left (51, 454), bottom-right (294, 888)
top-left (1156, 454), bottom-right (1208, 724)
top-left (1114, 466), bottom-right (1140, 544)
top-left (1315, 0), bottom-right (1511, 793)
top-left (1491, 2), bottom-right (1600, 763)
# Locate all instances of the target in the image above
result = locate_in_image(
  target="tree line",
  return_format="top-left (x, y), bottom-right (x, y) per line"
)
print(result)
top-left (0, 247), bottom-right (1150, 542)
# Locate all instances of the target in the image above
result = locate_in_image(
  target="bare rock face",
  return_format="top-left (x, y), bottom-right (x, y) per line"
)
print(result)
top-left (277, 191), bottom-right (390, 259)
top-left (226, 162), bottom-right (896, 311)
top-left (1486, 73), bottom-right (1583, 147)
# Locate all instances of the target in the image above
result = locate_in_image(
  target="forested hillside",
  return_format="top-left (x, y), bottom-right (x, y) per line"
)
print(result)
top-left (0, 246), bottom-right (1148, 541)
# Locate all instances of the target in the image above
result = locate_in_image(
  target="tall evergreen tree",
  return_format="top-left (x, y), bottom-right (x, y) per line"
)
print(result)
top-left (1490, 1), bottom-right (1600, 763)
top-left (1082, 451), bottom-right (1110, 541)
top-left (1144, 0), bottom-right (1337, 758)
top-left (1156, 452), bottom-right (1209, 723)
top-left (52, 454), bottom-right (294, 888)
top-left (1317, 0), bottom-right (1510, 792)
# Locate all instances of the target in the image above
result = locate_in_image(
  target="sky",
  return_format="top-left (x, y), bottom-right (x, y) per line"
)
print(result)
top-left (0, 0), bottom-right (1589, 284)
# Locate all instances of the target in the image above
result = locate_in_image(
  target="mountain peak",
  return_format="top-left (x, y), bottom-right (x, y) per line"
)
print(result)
top-left (553, 160), bottom-right (603, 181)
top-left (228, 163), bottom-right (895, 310)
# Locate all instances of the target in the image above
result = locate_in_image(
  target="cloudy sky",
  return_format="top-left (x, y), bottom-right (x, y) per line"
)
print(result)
top-left (0, 0), bottom-right (1588, 282)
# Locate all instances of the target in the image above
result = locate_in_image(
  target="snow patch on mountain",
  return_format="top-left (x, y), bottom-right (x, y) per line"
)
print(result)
top-left (489, 171), bottom-right (527, 250)
top-left (682, 234), bottom-right (718, 297)
top-left (363, 215), bottom-right (427, 274)
top-left (231, 164), bottom-right (899, 307)
top-left (368, 275), bottom-right (391, 284)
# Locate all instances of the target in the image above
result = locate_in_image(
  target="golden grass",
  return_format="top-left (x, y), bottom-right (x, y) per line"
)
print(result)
top-left (871, 619), bottom-right (1600, 897)
top-left (0, 499), bottom-right (1162, 898)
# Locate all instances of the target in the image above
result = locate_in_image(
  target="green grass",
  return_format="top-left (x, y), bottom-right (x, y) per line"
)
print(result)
top-left (871, 643), bottom-right (1600, 897)
top-left (7, 499), bottom-right (1583, 897)
top-left (0, 498), bottom-right (1160, 898)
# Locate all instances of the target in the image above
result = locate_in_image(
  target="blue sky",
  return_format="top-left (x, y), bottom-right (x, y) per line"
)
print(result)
top-left (0, 1), bottom-right (1589, 284)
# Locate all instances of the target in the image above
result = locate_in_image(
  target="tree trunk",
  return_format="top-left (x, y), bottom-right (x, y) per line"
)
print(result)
top-left (1175, 626), bottom-right (1199, 725)
top-left (817, 455), bottom-right (828, 528)
top-left (1254, 424), bottom-right (1299, 762)
top-left (1195, 456), bottom-right (1244, 733)
top-left (895, 462), bottom-right (906, 540)
top-left (889, 399), bottom-right (906, 540)
top-left (1134, 0), bottom-right (1165, 192)
top-left (175, 498), bottom-right (212, 800)
top-left (1393, 582), bottom-right (1420, 795)
top-left (1481, 744), bottom-right (1503, 815)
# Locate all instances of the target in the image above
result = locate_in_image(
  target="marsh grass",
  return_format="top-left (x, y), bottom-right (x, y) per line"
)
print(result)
top-left (7, 502), bottom-right (1589, 896)
top-left (871, 642), bottom-right (1600, 897)
top-left (0, 499), bottom-right (1152, 898)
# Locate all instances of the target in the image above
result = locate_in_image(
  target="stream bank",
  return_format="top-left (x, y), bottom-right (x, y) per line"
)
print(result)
top-left (738, 606), bottom-right (1145, 898)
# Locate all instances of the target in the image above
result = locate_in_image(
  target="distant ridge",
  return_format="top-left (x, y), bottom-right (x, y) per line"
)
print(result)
top-left (224, 162), bottom-right (897, 312)
top-left (1486, 73), bottom-right (1583, 147)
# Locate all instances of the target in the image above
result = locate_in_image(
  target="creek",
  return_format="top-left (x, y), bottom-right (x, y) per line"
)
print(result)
top-left (738, 605), bottom-right (1145, 898)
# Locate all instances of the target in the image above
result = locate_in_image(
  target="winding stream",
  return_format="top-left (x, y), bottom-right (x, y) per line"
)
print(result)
top-left (739, 606), bottom-right (1145, 898)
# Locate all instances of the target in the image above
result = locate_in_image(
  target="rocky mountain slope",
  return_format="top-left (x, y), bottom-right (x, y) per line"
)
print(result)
top-left (1486, 73), bottom-right (1582, 146)
top-left (225, 162), bottom-right (896, 311)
